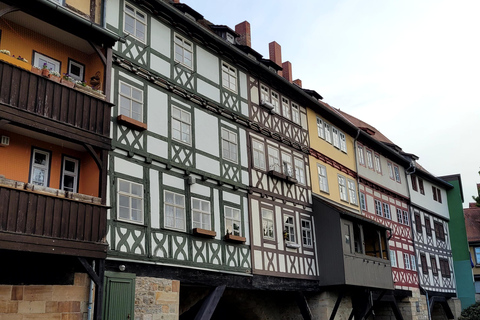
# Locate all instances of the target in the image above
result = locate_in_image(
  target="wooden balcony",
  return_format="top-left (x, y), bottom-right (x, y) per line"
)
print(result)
top-left (0, 60), bottom-right (112, 149)
top-left (0, 180), bottom-right (108, 259)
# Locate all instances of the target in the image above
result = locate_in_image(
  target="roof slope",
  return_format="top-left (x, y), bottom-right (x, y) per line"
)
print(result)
top-left (465, 204), bottom-right (480, 243)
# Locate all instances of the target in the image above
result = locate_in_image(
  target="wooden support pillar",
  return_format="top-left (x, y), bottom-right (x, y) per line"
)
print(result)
top-left (295, 291), bottom-right (313, 320)
top-left (77, 258), bottom-right (105, 320)
top-left (99, 149), bottom-right (108, 205)
top-left (329, 290), bottom-right (345, 320)
top-left (194, 285), bottom-right (226, 320)
top-left (390, 298), bottom-right (404, 320)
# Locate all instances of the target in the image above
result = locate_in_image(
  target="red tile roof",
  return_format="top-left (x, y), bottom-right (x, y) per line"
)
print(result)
top-left (465, 205), bottom-right (480, 243)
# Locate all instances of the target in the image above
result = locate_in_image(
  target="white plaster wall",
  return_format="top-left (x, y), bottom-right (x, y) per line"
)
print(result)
top-left (195, 154), bottom-right (220, 176)
top-left (115, 157), bottom-right (143, 179)
top-left (162, 173), bottom-right (185, 190)
top-left (197, 79), bottom-right (220, 104)
top-left (150, 18), bottom-right (171, 58)
top-left (147, 86), bottom-right (169, 137)
top-left (147, 136), bottom-right (168, 159)
top-left (150, 169), bottom-right (160, 228)
top-left (196, 47), bottom-right (219, 85)
top-left (105, 0), bottom-right (119, 31)
top-left (251, 199), bottom-right (261, 246)
top-left (194, 108), bottom-right (219, 156)
top-left (150, 54), bottom-right (170, 78)
top-left (409, 175), bottom-right (450, 219)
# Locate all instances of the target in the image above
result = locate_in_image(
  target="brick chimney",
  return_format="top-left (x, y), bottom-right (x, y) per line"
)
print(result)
top-left (282, 61), bottom-right (292, 82)
top-left (293, 79), bottom-right (302, 88)
top-left (172, 0), bottom-right (180, 3)
top-left (235, 21), bottom-right (251, 47)
top-left (269, 41), bottom-right (282, 76)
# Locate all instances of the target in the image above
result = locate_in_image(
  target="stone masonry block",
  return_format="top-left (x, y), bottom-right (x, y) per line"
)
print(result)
top-left (172, 281), bottom-right (179, 293)
top-left (155, 292), bottom-right (178, 303)
top-left (23, 314), bottom-right (62, 320)
top-left (0, 286), bottom-right (12, 300)
top-left (24, 286), bottom-right (53, 301)
top-left (61, 313), bottom-right (83, 320)
top-left (17, 301), bottom-right (46, 314)
top-left (74, 273), bottom-right (89, 287)
top-left (0, 300), bottom-right (18, 313)
top-left (46, 301), bottom-right (59, 313)
top-left (52, 286), bottom-right (88, 302)
top-left (0, 314), bottom-right (23, 320)
top-left (58, 301), bottom-right (81, 313)
top-left (11, 286), bottom-right (24, 300)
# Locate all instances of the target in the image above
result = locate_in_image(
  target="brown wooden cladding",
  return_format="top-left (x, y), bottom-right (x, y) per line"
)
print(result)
top-left (0, 61), bottom-right (111, 143)
top-left (0, 185), bottom-right (107, 258)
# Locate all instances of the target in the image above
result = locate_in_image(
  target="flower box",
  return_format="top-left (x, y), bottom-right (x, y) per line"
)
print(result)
top-left (117, 115), bottom-right (147, 131)
top-left (60, 78), bottom-right (75, 88)
top-left (0, 54), bottom-right (31, 71)
top-left (31, 66), bottom-right (42, 76)
top-left (193, 228), bottom-right (216, 238)
top-left (41, 69), bottom-right (49, 77)
top-left (224, 234), bottom-right (246, 243)
top-left (48, 74), bottom-right (61, 83)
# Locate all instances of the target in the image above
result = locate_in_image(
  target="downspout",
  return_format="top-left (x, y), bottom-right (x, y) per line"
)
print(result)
top-left (87, 260), bottom-right (95, 320)
top-left (420, 286), bottom-right (432, 320)
top-left (353, 128), bottom-right (361, 215)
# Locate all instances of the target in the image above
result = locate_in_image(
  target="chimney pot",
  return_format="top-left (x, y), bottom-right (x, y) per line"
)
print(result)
top-left (235, 21), bottom-right (251, 47)
top-left (293, 79), bottom-right (302, 88)
top-left (269, 41), bottom-right (282, 76)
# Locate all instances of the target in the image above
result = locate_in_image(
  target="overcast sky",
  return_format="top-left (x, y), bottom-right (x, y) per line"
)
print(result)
top-left (187, 0), bottom-right (480, 208)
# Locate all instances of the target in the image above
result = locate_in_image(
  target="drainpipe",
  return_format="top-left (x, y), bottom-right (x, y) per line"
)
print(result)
top-left (353, 129), bottom-right (361, 215)
top-left (87, 260), bottom-right (95, 320)
top-left (420, 286), bottom-right (432, 320)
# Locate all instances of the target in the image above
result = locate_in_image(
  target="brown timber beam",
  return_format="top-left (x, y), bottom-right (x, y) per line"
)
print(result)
top-left (329, 290), bottom-right (345, 320)
top-left (295, 291), bottom-right (313, 320)
top-left (194, 285), bottom-right (226, 320)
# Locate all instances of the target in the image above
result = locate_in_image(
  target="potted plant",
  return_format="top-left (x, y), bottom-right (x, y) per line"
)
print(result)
top-left (74, 80), bottom-right (93, 92)
top-left (60, 73), bottom-right (75, 88)
top-left (41, 63), bottom-right (49, 77)
top-left (31, 65), bottom-right (42, 76)
top-left (48, 70), bottom-right (61, 83)
top-left (0, 49), bottom-right (30, 70)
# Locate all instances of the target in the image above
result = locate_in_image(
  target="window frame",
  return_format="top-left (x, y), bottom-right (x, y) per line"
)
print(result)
top-left (164, 190), bottom-right (186, 231)
top-left (221, 128), bottom-right (238, 164)
top-left (33, 51), bottom-right (61, 72)
top-left (268, 146), bottom-right (281, 172)
top-left (360, 192), bottom-right (367, 211)
top-left (420, 253), bottom-right (428, 274)
top-left (419, 178), bottom-right (425, 194)
top-left (294, 157), bottom-right (305, 185)
top-left (124, 2), bottom-right (147, 43)
top-left (324, 122), bottom-right (332, 144)
top-left (271, 91), bottom-right (280, 114)
top-left (301, 219), bottom-right (313, 248)
top-left (119, 80), bottom-right (144, 123)
top-left (282, 97), bottom-right (291, 120)
top-left (291, 103), bottom-right (300, 125)
top-left (316, 117), bottom-right (325, 139)
top-left (475, 247), bottom-right (480, 265)
top-left (29, 148), bottom-right (51, 187)
top-left (317, 164), bottom-right (329, 193)
top-left (414, 213), bottom-right (422, 232)
top-left (332, 127), bottom-right (340, 149)
top-left (171, 105), bottom-right (192, 145)
top-left (396, 208), bottom-right (403, 224)
top-left (60, 155), bottom-right (79, 193)
top-left (439, 258), bottom-right (450, 278)
top-left (403, 210), bottom-right (409, 226)
top-left (174, 33), bottom-right (194, 69)
top-left (117, 178), bottom-right (144, 224)
top-left (347, 179), bottom-right (357, 205)
top-left (393, 165), bottom-right (401, 183)
top-left (404, 253), bottom-right (411, 270)
top-left (339, 132), bottom-right (347, 153)
top-left (375, 199), bottom-right (383, 217)
top-left (390, 250), bottom-right (397, 267)
top-left (67, 58), bottom-right (85, 82)
top-left (387, 161), bottom-right (394, 180)
top-left (338, 174), bottom-right (348, 202)
top-left (252, 139), bottom-right (266, 170)
top-left (221, 61), bottom-right (237, 92)
top-left (431, 256), bottom-right (438, 276)
top-left (411, 254), bottom-right (417, 271)
top-left (261, 208), bottom-right (275, 240)
top-left (425, 217), bottom-right (432, 236)
top-left (225, 206), bottom-right (242, 236)
top-left (434, 221), bottom-right (445, 241)
top-left (357, 145), bottom-right (365, 166)
top-left (374, 153), bottom-right (382, 174)
top-left (366, 149), bottom-right (374, 170)
top-left (284, 215), bottom-right (296, 243)
top-left (191, 197), bottom-right (212, 231)
top-left (411, 175), bottom-right (418, 191)
top-left (383, 202), bottom-right (391, 219)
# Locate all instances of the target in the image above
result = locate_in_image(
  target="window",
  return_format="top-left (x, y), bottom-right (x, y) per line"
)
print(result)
top-left (260, 85), bottom-right (269, 103)
top-left (164, 191), bottom-right (185, 231)
top-left (475, 247), bottom-right (480, 265)
top-left (375, 199), bottom-right (383, 216)
top-left (118, 179), bottom-right (143, 223)
top-left (425, 217), bottom-right (432, 236)
top-left (222, 62), bottom-right (237, 92)
top-left (316, 117), bottom-right (325, 139)
top-left (252, 140), bottom-right (266, 170)
top-left (394, 165), bottom-right (401, 183)
top-left (437, 189), bottom-right (442, 203)
top-left (432, 186), bottom-right (437, 201)
top-left (348, 179), bottom-right (357, 205)
top-left (396, 208), bottom-right (403, 224)
top-left (301, 220), bottom-right (313, 247)
top-left (411, 255), bottom-right (417, 271)
top-left (357, 146), bottom-right (365, 166)
top-left (338, 175), bottom-right (348, 202)
top-left (271, 91), bottom-right (280, 113)
top-left (225, 206), bottom-right (241, 236)
top-left (339, 132), bottom-right (347, 153)
top-left (30, 149), bottom-right (51, 187)
top-left (284, 215), bottom-right (296, 243)
top-left (383, 203), bottom-right (391, 219)
top-left (332, 127), bottom-right (340, 149)
top-left (294, 158), bottom-right (305, 184)
top-left (420, 253), bottom-right (428, 274)
top-left (268, 146), bottom-right (280, 171)
top-left (192, 198), bottom-right (211, 230)
top-left (390, 250), bottom-right (397, 267)
top-left (411, 176), bottom-right (418, 191)
top-left (119, 81), bottom-right (143, 122)
top-left (318, 164), bottom-right (329, 193)
top-left (414, 213), bottom-right (422, 232)
top-left (291, 103), bottom-right (300, 124)
top-left (432, 186), bottom-right (442, 203)
top-left (172, 106), bottom-right (191, 144)
top-left (282, 153), bottom-right (294, 177)
top-left (262, 209), bottom-right (275, 240)
top-left (387, 162), bottom-right (394, 180)
top-left (33, 52), bottom-right (60, 72)
top-left (439, 258), bottom-right (450, 278)
top-left (431, 256), bottom-right (438, 275)
top-left (374, 154), bottom-right (382, 173)
top-left (174, 34), bottom-right (193, 69)
top-left (324, 122), bottom-right (331, 143)
top-left (282, 98), bottom-right (290, 120)
top-left (360, 192), bottom-right (366, 211)
top-left (61, 156), bottom-right (79, 193)
top-left (419, 178), bottom-right (425, 194)
top-left (434, 221), bottom-right (445, 241)
top-left (221, 128), bottom-right (238, 163)
top-left (404, 253), bottom-right (411, 270)
top-left (67, 59), bottom-right (84, 82)
top-left (403, 210), bottom-right (409, 226)
top-left (366, 150), bottom-right (374, 169)
top-left (124, 3), bottom-right (146, 42)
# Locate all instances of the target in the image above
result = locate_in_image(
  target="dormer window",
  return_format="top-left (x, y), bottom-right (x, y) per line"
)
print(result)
top-left (226, 33), bottom-right (235, 44)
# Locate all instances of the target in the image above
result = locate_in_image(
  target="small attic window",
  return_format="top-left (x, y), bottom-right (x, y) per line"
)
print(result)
top-left (226, 33), bottom-right (235, 44)
top-left (359, 127), bottom-right (375, 135)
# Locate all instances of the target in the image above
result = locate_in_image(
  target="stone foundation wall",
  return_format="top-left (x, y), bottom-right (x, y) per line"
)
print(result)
top-left (134, 277), bottom-right (180, 320)
top-left (308, 290), bottom-right (352, 320)
top-left (0, 273), bottom-right (91, 320)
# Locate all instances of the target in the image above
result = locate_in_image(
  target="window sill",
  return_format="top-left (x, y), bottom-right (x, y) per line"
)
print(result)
top-left (193, 228), bottom-right (216, 238)
top-left (224, 234), bottom-right (246, 243)
top-left (286, 242), bottom-right (300, 249)
top-left (117, 115), bottom-right (147, 131)
top-left (267, 170), bottom-right (297, 184)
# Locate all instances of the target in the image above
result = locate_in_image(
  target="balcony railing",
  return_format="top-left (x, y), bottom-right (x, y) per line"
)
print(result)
top-left (0, 178), bottom-right (107, 258)
top-left (0, 60), bottom-right (111, 145)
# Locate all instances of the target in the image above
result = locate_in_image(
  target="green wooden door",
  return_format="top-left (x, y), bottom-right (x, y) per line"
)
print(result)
top-left (103, 271), bottom-right (136, 320)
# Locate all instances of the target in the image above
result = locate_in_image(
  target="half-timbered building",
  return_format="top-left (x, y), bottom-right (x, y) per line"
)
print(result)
top-left (0, 0), bottom-right (119, 319)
